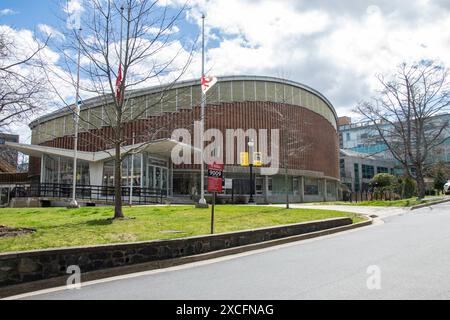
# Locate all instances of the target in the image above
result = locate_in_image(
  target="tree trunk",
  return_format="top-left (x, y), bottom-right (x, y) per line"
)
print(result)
top-left (114, 142), bottom-right (124, 219)
top-left (416, 167), bottom-right (426, 199)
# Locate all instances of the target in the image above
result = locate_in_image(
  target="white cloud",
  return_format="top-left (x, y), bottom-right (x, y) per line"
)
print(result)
top-left (38, 24), bottom-right (65, 41)
top-left (63, 0), bottom-right (84, 14)
top-left (0, 8), bottom-right (18, 16)
top-left (144, 25), bottom-right (180, 35)
top-left (64, 0), bottom-right (85, 29)
top-left (181, 0), bottom-right (450, 117)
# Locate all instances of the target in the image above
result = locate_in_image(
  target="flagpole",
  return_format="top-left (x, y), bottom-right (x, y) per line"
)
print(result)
top-left (198, 13), bottom-right (207, 207)
top-left (119, 5), bottom-right (124, 73)
top-left (69, 27), bottom-right (82, 209)
top-left (129, 133), bottom-right (135, 206)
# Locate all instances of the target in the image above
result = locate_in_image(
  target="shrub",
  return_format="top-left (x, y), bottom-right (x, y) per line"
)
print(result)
top-left (433, 167), bottom-right (448, 193)
top-left (401, 176), bottom-right (417, 198)
top-left (369, 173), bottom-right (398, 194)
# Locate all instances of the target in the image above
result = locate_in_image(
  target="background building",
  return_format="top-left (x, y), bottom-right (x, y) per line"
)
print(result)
top-left (0, 133), bottom-right (19, 173)
top-left (339, 114), bottom-right (450, 164)
top-left (7, 76), bottom-right (340, 204)
top-left (340, 149), bottom-right (396, 192)
top-left (338, 114), bottom-right (450, 192)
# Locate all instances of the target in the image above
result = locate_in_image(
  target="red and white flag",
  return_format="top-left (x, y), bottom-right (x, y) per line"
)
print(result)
top-left (116, 64), bottom-right (123, 101)
top-left (201, 76), bottom-right (218, 94)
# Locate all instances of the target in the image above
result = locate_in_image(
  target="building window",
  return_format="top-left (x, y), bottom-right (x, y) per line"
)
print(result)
top-left (293, 178), bottom-right (299, 195)
top-left (43, 155), bottom-right (58, 183)
top-left (267, 177), bottom-right (273, 193)
top-left (122, 154), bottom-right (142, 187)
top-left (354, 163), bottom-right (360, 192)
top-left (327, 181), bottom-right (336, 197)
top-left (145, 156), bottom-right (168, 190)
top-left (377, 167), bottom-right (388, 174)
top-left (304, 178), bottom-right (319, 195)
top-left (42, 155), bottom-right (90, 185)
top-left (340, 159), bottom-right (345, 178)
top-left (255, 177), bottom-right (264, 195)
top-left (103, 160), bottom-right (115, 186)
top-left (362, 164), bottom-right (375, 179)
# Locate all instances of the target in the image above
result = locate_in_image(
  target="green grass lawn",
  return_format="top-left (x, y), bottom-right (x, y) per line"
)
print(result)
top-left (0, 205), bottom-right (364, 253)
top-left (316, 198), bottom-right (430, 207)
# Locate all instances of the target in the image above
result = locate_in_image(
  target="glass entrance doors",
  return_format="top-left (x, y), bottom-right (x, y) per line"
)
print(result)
top-left (147, 165), bottom-right (168, 190)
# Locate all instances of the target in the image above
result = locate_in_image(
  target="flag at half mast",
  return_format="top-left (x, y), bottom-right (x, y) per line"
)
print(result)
top-left (201, 76), bottom-right (218, 94)
top-left (116, 64), bottom-right (123, 101)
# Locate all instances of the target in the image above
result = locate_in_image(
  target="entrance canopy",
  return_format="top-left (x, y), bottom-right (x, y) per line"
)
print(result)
top-left (6, 139), bottom-right (198, 163)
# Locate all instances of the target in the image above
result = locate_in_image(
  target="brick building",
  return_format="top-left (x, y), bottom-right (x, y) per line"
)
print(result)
top-left (0, 133), bottom-right (19, 173)
top-left (7, 76), bottom-right (340, 203)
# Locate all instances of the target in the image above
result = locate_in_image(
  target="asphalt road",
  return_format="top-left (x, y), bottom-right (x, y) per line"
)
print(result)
top-left (18, 202), bottom-right (450, 300)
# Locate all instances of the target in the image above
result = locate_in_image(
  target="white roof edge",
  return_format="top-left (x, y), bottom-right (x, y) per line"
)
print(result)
top-left (6, 142), bottom-right (97, 162)
top-left (29, 75), bottom-right (337, 128)
top-left (6, 139), bottom-right (200, 162)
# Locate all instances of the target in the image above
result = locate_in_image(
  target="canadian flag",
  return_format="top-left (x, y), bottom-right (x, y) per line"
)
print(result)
top-left (201, 76), bottom-right (218, 94)
top-left (116, 64), bottom-right (123, 101)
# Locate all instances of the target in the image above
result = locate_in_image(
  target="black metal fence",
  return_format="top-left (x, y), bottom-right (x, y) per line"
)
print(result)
top-left (342, 190), bottom-right (400, 203)
top-left (9, 183), bottom-right (167, 205)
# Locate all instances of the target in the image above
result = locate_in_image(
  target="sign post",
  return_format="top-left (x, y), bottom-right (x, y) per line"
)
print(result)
top-left (207, 162), bottom-right (224, 234)
top-left (211, 190), bottom-right (216, 234)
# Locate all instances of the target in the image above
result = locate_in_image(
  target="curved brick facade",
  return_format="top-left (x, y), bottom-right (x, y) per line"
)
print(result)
top-left (26, 76), bottom-right (339, 203)
top-left (30, 102), bottom-right (339, 179)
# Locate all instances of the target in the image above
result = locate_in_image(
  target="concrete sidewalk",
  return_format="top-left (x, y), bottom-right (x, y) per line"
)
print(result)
top-left (272, 203), bottom-right (410, 219)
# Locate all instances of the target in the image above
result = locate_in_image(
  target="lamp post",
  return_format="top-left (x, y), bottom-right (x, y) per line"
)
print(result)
top-left (248, 139), bottom-right (255, 204)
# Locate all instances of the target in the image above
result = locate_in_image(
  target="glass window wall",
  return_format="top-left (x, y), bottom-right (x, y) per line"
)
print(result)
top-left (42, 154), bottom-right (90, 185)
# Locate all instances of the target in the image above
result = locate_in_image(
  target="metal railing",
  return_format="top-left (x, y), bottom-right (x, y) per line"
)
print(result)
top-left (9, 183), bottom-right (167, 205)
top-left (342, 191), bottom-right (399, 203)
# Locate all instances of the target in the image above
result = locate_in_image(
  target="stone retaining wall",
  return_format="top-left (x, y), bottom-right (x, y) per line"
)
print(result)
top-left (0, 217), bottom-right (352, 287)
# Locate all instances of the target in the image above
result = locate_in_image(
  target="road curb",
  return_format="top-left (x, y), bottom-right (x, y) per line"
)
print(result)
top-left (0, 218), bottom-right (372, 299)
top-left (410, 198), bottom-right (450, 210)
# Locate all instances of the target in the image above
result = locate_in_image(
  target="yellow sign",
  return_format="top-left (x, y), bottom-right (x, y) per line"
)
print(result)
top-left (253, 152), bottom-right (262, 167)
top-left (240, 152), bottom-right (249, 166)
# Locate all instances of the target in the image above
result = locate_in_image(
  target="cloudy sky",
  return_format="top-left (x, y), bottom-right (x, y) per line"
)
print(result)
top-left (1, 0), bottom-right (450, 142)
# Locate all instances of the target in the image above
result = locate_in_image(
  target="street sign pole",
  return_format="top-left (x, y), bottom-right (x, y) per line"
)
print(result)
top-left (248, 140), bottom-right (255, 203)
top-left (207, 162), bottom-right (224, 234)
top-left (211, 191), bottom-right (216, 234)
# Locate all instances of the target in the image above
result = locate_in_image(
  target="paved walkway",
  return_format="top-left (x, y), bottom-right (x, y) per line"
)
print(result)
top-left (280, 196), bottom-right (450, 219)
top-left (272, 203), bottom-right (410, 219)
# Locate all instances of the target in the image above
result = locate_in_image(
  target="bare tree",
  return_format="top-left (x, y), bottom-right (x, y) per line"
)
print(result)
top-left (46, 0), bottom-right (195, 219)
top-left (0, 29), bottom-right (49, 131)
top-left (356, 61), bottom-right (450, 198)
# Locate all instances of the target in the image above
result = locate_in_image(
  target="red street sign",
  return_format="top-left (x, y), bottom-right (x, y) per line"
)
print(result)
top-left (207, 162), bottom-right (224, 193)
